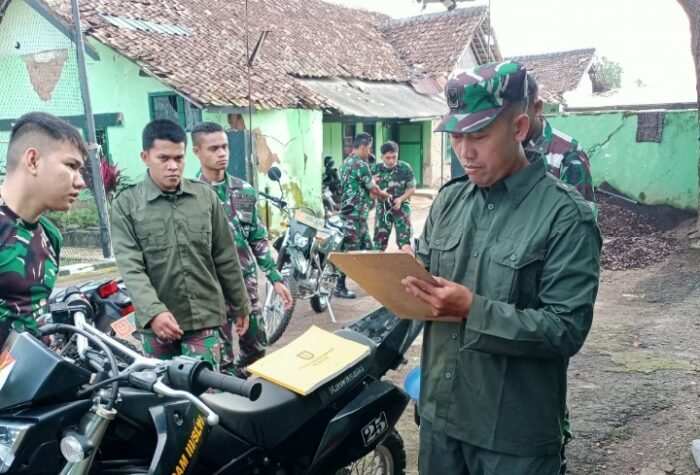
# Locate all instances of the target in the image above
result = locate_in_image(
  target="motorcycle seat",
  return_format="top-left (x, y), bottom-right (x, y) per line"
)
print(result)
top-left (201, 331), bottom-right (377, 449)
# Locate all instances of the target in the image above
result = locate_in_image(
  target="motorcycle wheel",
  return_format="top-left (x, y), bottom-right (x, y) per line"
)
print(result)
top-left (336, 430), bottom-right (406, 475)
top-left (310, 265), bottom-right (338, 314)
top-left (310, 294), bottom-right (329, 313)
top-left (263, 274), bottom-right (298, 345)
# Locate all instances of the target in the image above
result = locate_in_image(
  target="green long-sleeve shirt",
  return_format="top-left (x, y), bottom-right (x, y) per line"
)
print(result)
top-left (110, 173), bottom-right (250, 332)
top-left (417, 157), bottom-right (601, 457)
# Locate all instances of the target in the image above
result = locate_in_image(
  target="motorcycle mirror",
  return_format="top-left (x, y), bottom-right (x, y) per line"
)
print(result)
top-left (267, 166), bottom-right (282, 182)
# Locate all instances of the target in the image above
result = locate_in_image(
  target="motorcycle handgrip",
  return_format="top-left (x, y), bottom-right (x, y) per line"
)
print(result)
top-left (259, 192), bottom-right (287, 209)
top-left (197, 368), bottom-right (262, 401)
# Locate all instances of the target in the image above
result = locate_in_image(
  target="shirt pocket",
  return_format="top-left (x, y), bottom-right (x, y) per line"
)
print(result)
top-left (134, 221), bottom-right (168, 253)
top-left (428, 232), bottom-right (463, 279)
top-left (486, 239), bottom-right (545, 304)
top-left (187, 216), bottom-right (212, 249)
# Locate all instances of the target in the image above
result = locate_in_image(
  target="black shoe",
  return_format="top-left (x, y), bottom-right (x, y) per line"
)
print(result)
top-left (334, 287), bottom-right (356, 299)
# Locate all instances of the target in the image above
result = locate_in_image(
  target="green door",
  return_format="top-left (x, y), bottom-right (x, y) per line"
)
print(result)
top-left (397, 123), bottom-right (423, 186)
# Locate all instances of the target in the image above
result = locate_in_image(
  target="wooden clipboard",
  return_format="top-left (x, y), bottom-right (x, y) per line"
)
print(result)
top-left (329, 251), bottom-right (461, 321)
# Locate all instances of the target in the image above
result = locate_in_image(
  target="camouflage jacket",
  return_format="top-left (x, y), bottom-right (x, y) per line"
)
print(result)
top-left (0, 200), bottom-right (61, 333)
top-left (371, 161), bottom-right (416, 212)
top-left (340, 154), bottom-right (377, 220)
top-left (199, 172), bottom-right (281, 284)
top-left (524, 118), bottom-right (595, 203)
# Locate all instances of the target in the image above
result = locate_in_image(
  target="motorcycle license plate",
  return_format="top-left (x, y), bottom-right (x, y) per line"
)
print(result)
top-left (110, 313), bottom-right (137, 339)
top-left (294, 210), bottom-right (326, 232)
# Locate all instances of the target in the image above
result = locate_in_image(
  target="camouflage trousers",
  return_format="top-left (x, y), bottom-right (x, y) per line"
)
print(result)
top-left (219, 273), bottom-right (266, 375)
top-left (341, 217), bottom-right (373, 252)
top-left (141, 327), bottom-right (221, 372)
top-left (374, 203), bottom-right (412, 251)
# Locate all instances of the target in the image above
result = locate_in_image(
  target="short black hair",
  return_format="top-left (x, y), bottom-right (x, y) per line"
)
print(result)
top-left (191, 121), bottom-right (225, 146)
top-left (142, 119), bottom-right (187, 151)
top-left (7, 112), bottom-right (88, 172)
top-left (380, 141), bottom-right (399, 155)
top-left (526, 73), bottom-right (538, 101)
top-left (352, 132), bottom-right (373, 149)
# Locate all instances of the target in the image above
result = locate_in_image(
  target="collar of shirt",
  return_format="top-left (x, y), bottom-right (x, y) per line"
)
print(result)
top-left (471, 158), bottom-right (546, 207)
top-left (144, 171), bottom-right (196, 201)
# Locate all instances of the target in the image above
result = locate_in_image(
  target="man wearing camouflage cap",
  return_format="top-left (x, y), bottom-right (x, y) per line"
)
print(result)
top-left (403, 61), bottom-right (602, 474)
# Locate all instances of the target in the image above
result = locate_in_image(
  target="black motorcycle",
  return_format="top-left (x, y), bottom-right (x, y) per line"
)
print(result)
top-left (0, 299), bottom-right (420, 474)
top-left (49, 277), bottom-right (134, 334)
top-left (44, 279), bottom-right (139, 360)
top-left (261, 167), bottom-right (345, 344)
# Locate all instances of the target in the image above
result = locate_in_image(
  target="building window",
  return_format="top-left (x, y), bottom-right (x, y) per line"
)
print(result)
top-left (363, 123), bottom-right (376, 142)
top-left (343, 124), bottom-right (356, 158)
top-left (149, 93), bottom-right (202, 131)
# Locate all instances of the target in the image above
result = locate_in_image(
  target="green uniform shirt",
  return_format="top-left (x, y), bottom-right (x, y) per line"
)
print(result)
top-left (417, 158), bottom-right (601, 457)
top-left (111, 172), bottom-right (251, 332)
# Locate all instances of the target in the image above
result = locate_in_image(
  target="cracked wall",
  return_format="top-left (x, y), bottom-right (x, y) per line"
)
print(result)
top-left (547, 110), bottom-right (699, 210)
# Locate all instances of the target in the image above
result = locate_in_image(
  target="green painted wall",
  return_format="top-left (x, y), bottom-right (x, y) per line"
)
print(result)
top-left (322, 122), bottom-right (343, 161)
top-left (547, 110), bottom-right (699, 210)
top-left (205, 109), bottom-right (324, 215)
top-left (85, 42), bottom-right (189, 180)
top-left (0, 0), bottom-right (83, 160)
top-left (0, 0), bottom-right (323, 218)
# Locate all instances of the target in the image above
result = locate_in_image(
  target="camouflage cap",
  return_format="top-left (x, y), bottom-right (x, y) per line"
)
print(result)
top-left (435, 60), bottom-right (527, 134)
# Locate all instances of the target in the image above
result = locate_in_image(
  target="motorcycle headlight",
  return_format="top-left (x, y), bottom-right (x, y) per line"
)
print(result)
top-left (293, 234), bottom-right (309, 248)
top-left (0, 422), bottom-right (31, 473)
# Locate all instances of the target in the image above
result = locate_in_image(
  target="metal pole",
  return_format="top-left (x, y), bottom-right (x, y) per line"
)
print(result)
top-left (244, 0), bottom-right (257, 190)
top-left (71, 0), bottom-right (112, 258)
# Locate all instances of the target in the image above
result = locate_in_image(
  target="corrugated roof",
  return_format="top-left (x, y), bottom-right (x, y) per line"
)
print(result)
top-left (510, 48), bottom-right (597, 103)
top-left (297, 77), bottom-right (447, 120)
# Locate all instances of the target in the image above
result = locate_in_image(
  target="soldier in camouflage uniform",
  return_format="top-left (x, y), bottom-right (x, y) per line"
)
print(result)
top-left (524, 73), bottom-right (595, 204)
top-left (335, 133), bottom-right (390, 299)
top-left (111, 120), bottom-right (251, 372)
top-left (192, 122), bottom-right (293, 376)
top-left (0, 112), bottom-right (87, 349)
top-left (372, 141), bottom-right (416, 252)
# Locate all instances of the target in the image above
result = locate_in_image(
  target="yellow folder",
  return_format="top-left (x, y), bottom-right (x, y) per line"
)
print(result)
top-left (247, 326), bottom-right (371, 396)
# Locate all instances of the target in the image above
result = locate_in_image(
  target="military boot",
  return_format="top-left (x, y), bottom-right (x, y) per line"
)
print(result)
top-left (334, 274), bottom-right (356, 299)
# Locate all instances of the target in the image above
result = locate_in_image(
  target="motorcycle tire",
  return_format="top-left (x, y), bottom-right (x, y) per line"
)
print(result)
top-left (337, 430), bottom-right (406, 475)
top-left (264, 275), bottom-right (298, 345)
top-left (310, 293), bottom-right (330, 313)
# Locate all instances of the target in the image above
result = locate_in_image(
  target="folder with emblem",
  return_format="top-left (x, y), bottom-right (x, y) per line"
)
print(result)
top-left (329, 251), bottom-right (461, 321)
top-left (247, 325), bottom-right (371, 396)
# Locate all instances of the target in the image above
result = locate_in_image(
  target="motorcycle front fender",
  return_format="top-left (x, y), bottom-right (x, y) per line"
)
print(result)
top-left (287, 247), bottom-right (309, 276)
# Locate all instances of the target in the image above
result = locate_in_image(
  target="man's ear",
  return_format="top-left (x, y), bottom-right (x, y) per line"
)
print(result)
top-left (514, 113), bottom-right (530, 143)
top-left (25, 148), bottom-right (40, 176)
top-left (140, 150), bottom-right (149, 166)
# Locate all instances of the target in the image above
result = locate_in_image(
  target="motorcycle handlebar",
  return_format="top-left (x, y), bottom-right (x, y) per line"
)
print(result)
top-left (259, 192), bottom-right (287, 209)
top-left (196, 368), bottom-right (262, 401)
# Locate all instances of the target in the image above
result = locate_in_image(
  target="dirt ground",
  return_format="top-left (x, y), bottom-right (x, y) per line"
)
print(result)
top-left (262, 195), bottom-right (700, 475)
top-left (61, 195), bottom-right (700, 474)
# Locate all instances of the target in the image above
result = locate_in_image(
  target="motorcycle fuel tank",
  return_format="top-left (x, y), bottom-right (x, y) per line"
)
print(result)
top-left (0, 332), bottom-right (90, 411)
